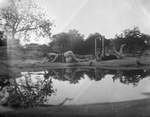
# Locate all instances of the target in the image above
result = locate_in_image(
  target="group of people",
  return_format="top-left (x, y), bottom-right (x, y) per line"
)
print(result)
top-left (42, 50), bottom-right (90, 63)
top-left (41, 44), bottom-right (126, 64)
top-left (96, 44), bottom-right (125, 61)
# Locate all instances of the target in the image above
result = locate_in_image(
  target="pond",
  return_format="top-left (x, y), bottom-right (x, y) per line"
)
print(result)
top-left (0, 68), bottom-right (150, 108)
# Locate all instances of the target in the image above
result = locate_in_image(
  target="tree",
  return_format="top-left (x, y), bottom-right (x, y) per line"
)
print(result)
top-left (84, 33), bottom-right (111, 55)
top-left (51, 32), bottom-right (69, 52)
top-left (113, 27), bottom-right (149, 56)
top-left (1, 0), bottom-right (54, 44)
top-left (51, 29), bottom-right (84, 54)
top-left (67, 29), bottom-right (85, 54)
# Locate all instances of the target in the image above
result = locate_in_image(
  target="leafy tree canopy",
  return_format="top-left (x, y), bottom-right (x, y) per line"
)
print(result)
top-left (1, 0), bottom-right (54, 44)
top-left (113, 27), bottom-right (150, 55)
top-left (51, 29), bottom-right (84, 54)
top-left (84, 33), bottom-right (111, 55)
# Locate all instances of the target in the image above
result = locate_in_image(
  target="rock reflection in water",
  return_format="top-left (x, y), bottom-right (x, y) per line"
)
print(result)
top-left (0, 68), bottom-right (150, 108)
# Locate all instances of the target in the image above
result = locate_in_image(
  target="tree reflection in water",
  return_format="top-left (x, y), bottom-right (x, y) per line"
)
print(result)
top-left (0, 68), bottom-right (150, 108)
top-left (43, 68), bottom-right (150, 86)
top-left (112, 69), bottom-right (150, 86)
top-left (0, 72), bottom-right (56, 108)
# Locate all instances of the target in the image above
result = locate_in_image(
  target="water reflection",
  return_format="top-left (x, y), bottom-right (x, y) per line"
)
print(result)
top-left (43, 68), bottom-right (89, 84)
top-left (0, 68), bottom-right (150, 108)
top-left (0, 72), bottom-right (56, 108)
top-left (112, 70), bottom-right (150, 86)
top-left (43, 68), bottom-right (150, 86)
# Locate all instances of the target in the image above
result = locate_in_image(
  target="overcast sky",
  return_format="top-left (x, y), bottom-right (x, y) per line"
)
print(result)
top-left (1, 0), bottom-right (150, 44)
top-left (35, 0), bottom-right (150, 44)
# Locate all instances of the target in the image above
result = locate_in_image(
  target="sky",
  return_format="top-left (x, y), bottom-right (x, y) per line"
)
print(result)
top-left (0, 0), bottom-right (150, 45)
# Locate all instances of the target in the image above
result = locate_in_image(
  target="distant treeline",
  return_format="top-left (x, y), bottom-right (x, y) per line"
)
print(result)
top-left (1, 27), bottom-right (150, 56)
top-left (49, 27), bottom-right (150, 56)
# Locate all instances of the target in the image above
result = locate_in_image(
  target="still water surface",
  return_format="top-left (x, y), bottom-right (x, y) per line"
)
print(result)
top-left (0, 68), bottom-right (150, 108)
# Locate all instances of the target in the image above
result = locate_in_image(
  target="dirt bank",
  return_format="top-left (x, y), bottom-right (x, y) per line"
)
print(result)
top-left (1, 98), bottom-right (150, 117)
